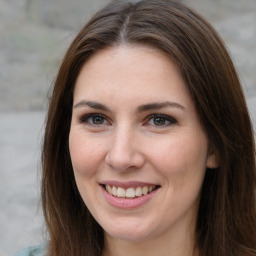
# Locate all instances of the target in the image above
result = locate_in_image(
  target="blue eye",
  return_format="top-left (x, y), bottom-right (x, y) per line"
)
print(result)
top-left (80, 114), bottom-right (108, 125)
top-left (147, 114), bottom-right (176, 127)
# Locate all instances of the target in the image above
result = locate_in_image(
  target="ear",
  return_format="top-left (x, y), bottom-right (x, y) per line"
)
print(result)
top-left (206, 146), bottom-right (220, 169)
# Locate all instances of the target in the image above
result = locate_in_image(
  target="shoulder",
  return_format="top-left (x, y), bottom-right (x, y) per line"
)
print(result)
top-left (14, 243), bottom-right (47, 256)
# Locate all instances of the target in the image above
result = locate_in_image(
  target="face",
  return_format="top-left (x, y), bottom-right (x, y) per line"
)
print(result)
top-left (69, 46), bottom-right (218, 244)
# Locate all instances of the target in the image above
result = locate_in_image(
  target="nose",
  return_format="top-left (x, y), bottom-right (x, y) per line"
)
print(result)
top-left (105, 127), bottom-right (145, 172)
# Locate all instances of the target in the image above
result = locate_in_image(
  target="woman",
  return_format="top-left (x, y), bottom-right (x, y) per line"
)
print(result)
top-left (16, 0), bottom-right (256, 255)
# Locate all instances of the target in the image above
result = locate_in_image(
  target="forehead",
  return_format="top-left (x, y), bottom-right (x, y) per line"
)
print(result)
top-left (73, 45), bottom-right (193, 109)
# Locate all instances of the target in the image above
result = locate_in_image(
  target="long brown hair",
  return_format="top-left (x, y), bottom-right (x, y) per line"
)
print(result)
top-left (41, 0), bottom-right (256, 255)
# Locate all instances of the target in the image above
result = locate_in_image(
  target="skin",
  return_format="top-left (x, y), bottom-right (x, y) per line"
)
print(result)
top-left (69, 45), bottom-right (218, 256)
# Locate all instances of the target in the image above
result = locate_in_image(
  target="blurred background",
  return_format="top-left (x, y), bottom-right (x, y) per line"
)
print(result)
top-left (0, 0), bottom-right (255, 255)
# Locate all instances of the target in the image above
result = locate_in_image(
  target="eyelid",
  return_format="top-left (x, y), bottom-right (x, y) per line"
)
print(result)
top-left (79, 113), bottom-right (110, 125)
top-left (77, 112), bottom-right (176, 128)
top-left (144, 113), bottom-right (177, 126)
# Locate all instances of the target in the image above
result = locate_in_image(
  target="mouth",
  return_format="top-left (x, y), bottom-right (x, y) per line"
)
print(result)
top-left (101, 184), bottom-right (160, 199)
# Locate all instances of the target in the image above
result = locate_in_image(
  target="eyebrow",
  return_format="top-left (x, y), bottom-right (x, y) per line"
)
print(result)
top-left (73, 100), bottom-right (186, 112)
top-left (137, 101), bottom-right (186, 112)
top-left (73, 100), bottom-right (110, 111)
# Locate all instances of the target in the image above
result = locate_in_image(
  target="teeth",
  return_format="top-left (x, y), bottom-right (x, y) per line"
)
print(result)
top-left (142, 186), bottom-right (148, 195)
top-left (135, 187), bottom-right (142, 197)
top-left (117, 187), bottom-right (126, 197)
top-left (105, 185), bottom-right (156, 198)
top-left (112, 186), bottom-right (117, 196)
top-left (126, 188), bottom-right (135, 198)
top-left (106, 184), bottom-right (111, 193)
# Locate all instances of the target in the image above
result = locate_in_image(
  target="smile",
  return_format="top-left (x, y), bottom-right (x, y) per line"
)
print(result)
top-left (104, 184), bottom-right (159, 198)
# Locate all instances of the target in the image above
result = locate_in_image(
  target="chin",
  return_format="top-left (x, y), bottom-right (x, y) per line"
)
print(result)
top-left (102, 220), bottom-right (156, 242)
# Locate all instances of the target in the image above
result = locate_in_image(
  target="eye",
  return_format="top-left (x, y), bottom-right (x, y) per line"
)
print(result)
top-left (146, 114), bottom-right (177, 127)
top-left (80, 113), bottom-right (109, 126)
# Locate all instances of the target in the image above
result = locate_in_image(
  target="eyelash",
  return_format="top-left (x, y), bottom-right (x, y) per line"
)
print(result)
top-left (79, 113), bottom-right (110, 126)
top-left (78, 113), bottom-right (177, 127)
top-left (145, 114), bottom-right (177, 127)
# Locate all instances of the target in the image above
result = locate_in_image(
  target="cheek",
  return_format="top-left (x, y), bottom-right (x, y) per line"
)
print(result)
top-left (69, 131), bottom-right (106, 177)
top-left (151, 135), bottom-right (208, 215)
top-left (150, 134), bottom-right (208, 178)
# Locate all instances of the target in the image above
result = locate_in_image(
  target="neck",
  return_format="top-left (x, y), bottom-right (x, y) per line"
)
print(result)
top-left (103, 226), bottom-right (198, 256)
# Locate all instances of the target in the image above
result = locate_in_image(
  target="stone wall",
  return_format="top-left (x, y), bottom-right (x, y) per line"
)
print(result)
top-left (0, 0), bottom-right (255, 111)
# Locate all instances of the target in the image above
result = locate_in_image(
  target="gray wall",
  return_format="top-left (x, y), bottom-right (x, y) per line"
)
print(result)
top-left (0, 1), bottom-right (255, 255)
top-left (0, 0), bottom-right (255, 111)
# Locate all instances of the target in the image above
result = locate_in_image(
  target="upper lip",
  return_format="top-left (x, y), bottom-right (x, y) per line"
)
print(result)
top-left (100, 180), bottom-right (160, 189)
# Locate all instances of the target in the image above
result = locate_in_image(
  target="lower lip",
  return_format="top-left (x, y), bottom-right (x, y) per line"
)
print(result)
top-left (100, 185), bottom-right (159, 209)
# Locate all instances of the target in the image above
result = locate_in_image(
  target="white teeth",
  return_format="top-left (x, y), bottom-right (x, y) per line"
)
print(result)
top-left (142, 186), bottom-right (148, 195)
top-left (116, 187), bottom-right (126, 197)
top-left (112, 186), bottom-right (117, 196)
top-left (106, 184), bottom-right (111, 194)
top-left (135, 187), bottom-right (142, 197)
top-left (126, 188), bottom-right (136, 198)
top-left (105, 185), bottom-right (156, 198)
